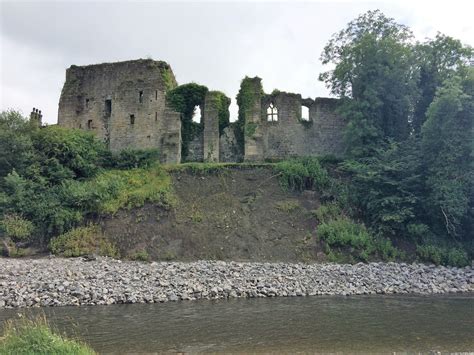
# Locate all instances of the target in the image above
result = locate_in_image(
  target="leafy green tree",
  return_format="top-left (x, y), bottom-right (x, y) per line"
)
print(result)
top-left (421, 69), bottom-right (474, 239)
top-left (343, 139), bottom-right (424, 238)
top-left (29, 126), bottom-right (107, 184)
top-left (319, 10), bottom-right (418, 157)
top-left (413, 34), bottom-right (473, 133)
top-left (0, 110), bottom-right (35, 181)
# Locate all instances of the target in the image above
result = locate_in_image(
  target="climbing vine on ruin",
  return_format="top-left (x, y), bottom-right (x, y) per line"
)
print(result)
top-left (235, 77), bottom-right (263, 151)
top-left (166, 83), bottom-right (208, 160)
top-left (210, 91), bottom-right (231, 134)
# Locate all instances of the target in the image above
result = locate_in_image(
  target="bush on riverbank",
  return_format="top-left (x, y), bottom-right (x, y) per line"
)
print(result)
top-left (416, 244), bottom-right (469, 267)
top-left (49, 225), bottom-right (118, 258)
top-left (0, 316), bottom-right (95, 355)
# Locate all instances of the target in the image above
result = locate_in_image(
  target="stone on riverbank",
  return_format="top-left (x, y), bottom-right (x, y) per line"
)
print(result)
top-left (0, 258), bottom-right (472, 308)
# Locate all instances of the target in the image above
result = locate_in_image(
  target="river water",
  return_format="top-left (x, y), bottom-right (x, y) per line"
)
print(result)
top-left (1, 295), bottom-right (473, 353)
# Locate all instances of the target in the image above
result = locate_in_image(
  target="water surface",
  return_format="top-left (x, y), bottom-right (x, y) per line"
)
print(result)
top-left (1, 295), bottom-right (473, 353)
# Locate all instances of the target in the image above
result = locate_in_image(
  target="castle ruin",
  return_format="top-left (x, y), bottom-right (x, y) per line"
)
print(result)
top-left (58, 59), bottom-right (346, 163)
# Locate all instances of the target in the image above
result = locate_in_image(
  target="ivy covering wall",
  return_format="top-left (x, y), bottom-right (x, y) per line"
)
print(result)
top-left (166, 83), bottom-right (208, 160)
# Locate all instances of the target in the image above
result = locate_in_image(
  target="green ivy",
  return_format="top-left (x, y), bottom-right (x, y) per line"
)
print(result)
top-left (166, 83), bottom-right (208, 160)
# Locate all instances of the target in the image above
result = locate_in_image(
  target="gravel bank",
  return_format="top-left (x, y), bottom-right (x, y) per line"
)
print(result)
top-left (0, 258), bottom-right (472, 308)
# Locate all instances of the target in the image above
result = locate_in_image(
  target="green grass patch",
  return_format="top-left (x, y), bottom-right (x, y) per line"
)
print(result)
top-left (165, 162), bottom-right (272, 175)
top-left (49, 225), bottom-right (118, 258)
top-left (94, 164), bottom-right (175, 214)
top-left (274, 157), bottom-right (329, 192)
top-left (0, 315), bottom-right (95, 355)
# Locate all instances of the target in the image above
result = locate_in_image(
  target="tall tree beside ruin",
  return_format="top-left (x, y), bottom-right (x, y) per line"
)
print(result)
top-left (413, 34), bottom-right (473, 133)
top-left (421, 69), bottom-right (474, 239)
top-left (319, 10), bottom-right (417, 157)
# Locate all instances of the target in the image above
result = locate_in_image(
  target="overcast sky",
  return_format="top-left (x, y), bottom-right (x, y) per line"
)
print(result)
top-left (1, 0), bottom-right (473, 124)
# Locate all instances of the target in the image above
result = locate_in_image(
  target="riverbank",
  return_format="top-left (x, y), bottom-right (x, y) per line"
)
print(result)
top-left (0, 257), bottom-right (472, 308)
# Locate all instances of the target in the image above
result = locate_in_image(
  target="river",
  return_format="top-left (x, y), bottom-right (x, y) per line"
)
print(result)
top-left (1, 294), bottom-right (473, 353)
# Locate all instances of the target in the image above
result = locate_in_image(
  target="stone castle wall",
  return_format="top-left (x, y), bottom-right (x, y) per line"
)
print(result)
top-left (58, 59), bottom-right (181, 163)
top-left (243, 78), bottom-right (346, 161)
top-left (57, 60), bottom-right (346, 164)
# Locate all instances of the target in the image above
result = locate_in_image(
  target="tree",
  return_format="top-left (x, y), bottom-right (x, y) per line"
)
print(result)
top-left (319, 10), bottom-right (418, 157)
top-left (413, 34), bottom-right (473, 133)
top-left (421, 69), bottom-right (474, 239)
top-left (0, 110), bottom-right (35, 181)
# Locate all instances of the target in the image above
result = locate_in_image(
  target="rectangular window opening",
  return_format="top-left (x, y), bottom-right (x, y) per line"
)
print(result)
top-left (130, 114), bottom-right (135, 125)
top-left (85, 98), bottom-right (90, 108)
top-left (155, 90), bottom-right (158, 100)
top-left (105, 99), bottom-right (112, 116)
top-left (87, 119), bottom-right (93, 129)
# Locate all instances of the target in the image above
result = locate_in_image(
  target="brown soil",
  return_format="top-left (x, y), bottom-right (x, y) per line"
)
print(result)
top-left (101, 167), bottom-right (326, 262)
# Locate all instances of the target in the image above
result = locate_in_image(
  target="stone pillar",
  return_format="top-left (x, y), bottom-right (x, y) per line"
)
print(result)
top-left (243, 78), bottom-right (264, 162)
top-left (160, 108), bottom-right (182, 164)
top-left (202, 92), bottom-right (220, 163)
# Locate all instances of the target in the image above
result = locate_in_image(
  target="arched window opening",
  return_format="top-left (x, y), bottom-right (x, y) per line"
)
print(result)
top-left (301, 106), bottom-right (309, 121)
top-left (192, 105), bottom-right (202, 123)
top-left (267, 102), bottom-right (278, 122)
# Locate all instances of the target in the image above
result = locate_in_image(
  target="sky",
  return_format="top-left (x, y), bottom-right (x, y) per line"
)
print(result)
top-left (1, 0), bottom-right (473, 124)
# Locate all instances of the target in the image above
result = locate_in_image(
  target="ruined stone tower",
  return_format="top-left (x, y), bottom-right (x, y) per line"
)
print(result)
top-left (58, 59), bottom-right (182, 163)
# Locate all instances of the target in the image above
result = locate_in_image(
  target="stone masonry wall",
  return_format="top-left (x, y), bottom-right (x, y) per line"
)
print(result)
top-left (58, 59), bottom-right (345, 164)
top-left (242, 79), bottom-right (346, 161)
top-left (202, 92), bottom-right (221, 163)
top-left (58, 59), bottom-right (180, 162)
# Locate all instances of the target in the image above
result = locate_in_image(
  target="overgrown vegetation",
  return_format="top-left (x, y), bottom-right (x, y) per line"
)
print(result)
top-left (235, 77), bottom-right (263, 150)
top-left (49, 225), bottom-right (118, 257)
top-left (0, 315), bottom-right (95, 355)
top-left (0, 112), bottom-right (171, 255)
top-left (275, 157), bottom-right (329, 192)
top-left (319, 10), bottom-right (473, 265)
top-left (166, 83), bottom-right (208, 160)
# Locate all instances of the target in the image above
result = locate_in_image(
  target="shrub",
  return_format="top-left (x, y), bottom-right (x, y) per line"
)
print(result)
top-left (109, 148), bottom-right (160, 169)
top-left (0, 315), bottom-right (95, 355)
top-left (275, 157), bottom-right (329, 191)
top-left (416, 245), bottom-right (444, 265)
top-left (0, 214), bottom-right (34, 242)
top-left (313, 203), bottom-right (343, 223)
top-left (49, 225), bottom-right (118, 258)
top-left (318, 218), bottom-right (373, 250)
top-left (318, 218), bottom-right (400, 262)
top-left (130, 249), bottom-right (150, 262)
top-left (416, 244), bottom-right (469, 267)
top-left (446, 248), bottom-right (469, 267)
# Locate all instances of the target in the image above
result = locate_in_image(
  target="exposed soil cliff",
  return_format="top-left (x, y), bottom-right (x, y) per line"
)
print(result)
top-left (101, 167), bottom-right (324, 262)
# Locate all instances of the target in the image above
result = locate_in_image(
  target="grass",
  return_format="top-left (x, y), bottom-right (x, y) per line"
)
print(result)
top-left (165, 162), bottom-right (271, 174)
top-left (274, 157), bottom-right (329, 192)
top-left (95, 164), bottom-right (176, 214)
top-left (0, 315), bottom-right (95, 355)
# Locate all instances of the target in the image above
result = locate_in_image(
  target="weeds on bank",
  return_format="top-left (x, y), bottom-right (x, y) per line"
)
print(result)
top-left (0, 315), bottom-right (95, 355)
